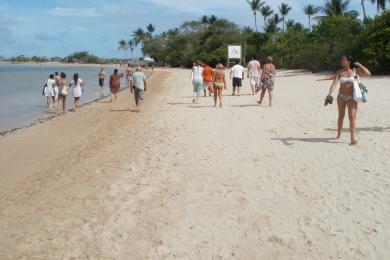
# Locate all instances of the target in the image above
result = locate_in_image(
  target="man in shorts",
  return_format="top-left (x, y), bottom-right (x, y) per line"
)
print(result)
top-left (230, 60), bottom-right (245, 96)
top-left (247, 56), bottom-right (261, 95)
top-left (132, 66), bottom-right (147, 112)
top-left (98, 68), bottom-right (106, 97)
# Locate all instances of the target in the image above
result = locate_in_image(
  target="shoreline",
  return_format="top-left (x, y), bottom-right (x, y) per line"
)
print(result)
top-left (0, 67), bottom-right (153, 137)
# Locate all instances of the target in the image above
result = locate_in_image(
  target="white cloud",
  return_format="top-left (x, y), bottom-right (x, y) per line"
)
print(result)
top-left (49, 7), bottom-right (102, 17)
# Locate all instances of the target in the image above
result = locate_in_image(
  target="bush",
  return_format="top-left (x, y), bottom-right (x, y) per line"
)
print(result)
top-left (357, 11), bottom-right (390, 74)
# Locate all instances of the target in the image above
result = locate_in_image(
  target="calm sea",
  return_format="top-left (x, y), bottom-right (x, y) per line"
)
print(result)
top-left (0, 63), bottom-right (122, 132)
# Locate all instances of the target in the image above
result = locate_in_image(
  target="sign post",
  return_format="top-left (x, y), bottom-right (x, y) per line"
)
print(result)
top-left (227, 45), bottom-right (242, 68)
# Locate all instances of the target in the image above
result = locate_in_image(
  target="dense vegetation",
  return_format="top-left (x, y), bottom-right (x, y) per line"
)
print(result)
top-left (122, 0), bottom-right (389, 74)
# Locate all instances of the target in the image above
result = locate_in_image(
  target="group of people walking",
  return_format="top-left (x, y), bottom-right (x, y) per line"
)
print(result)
top-left (43, 72), bottom-right (84, 113)
top-left (191, 56), bottom-right (276, 108)
top-left (43, 64), bottom-right (148, 114)
top-left (105, 65), bottom-right (147, 112)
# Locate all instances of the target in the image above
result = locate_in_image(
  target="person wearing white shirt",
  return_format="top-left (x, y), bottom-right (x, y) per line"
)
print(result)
top-left (44, 74), bottom-right (56, 109)
top-left (230, 61), bottom-right (245, 96)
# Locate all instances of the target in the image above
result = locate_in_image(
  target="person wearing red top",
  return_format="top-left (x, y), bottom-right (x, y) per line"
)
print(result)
top-left (202, 63), bottom-right (214, 97)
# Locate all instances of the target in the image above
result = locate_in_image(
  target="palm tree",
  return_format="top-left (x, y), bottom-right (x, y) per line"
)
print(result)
top-left (260, 5), bottom-right (274, 29)
top-left (322, 0), bottom-right (358, 17)
top-left (118, 39), bottom-right (127, 58)
top-left (132, 28), bottom-right (147, 57)
top-left (133, 28), bottom-right (146, 47)
top-left (200, 15), bottom-right (209, 27)
top-left (242, 26), bottom-right (254, 33)
top-left (208, 15), bottom-right (218, 24)
top-left (247, 0), bottom-right (265, 32)
top-left (286, 19), bottom-right (296, 29)
top-left (266, 14), bottom-right (282, 33)
top-left (146, 24), bottom-right (156, 37)
top-left (371, 0), bottom-right (388, 12)
top-left (279, 3), bottom-right (292, 31)
top-left (303, 4), bottom-right (319, 30)
top-left (361, 0), bottom-right (367, 19)
top-left (286, 20), bottom-right (304, 31)
top-left (127, 39), bottom-right (136, 60)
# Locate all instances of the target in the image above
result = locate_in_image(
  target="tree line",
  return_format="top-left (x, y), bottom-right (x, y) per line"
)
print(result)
top-left (120, 0), bottom-right (389, 74)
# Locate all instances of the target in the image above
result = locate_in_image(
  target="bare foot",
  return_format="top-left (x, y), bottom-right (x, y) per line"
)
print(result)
top-left (219, 103), bottom-right (223, 108)
top-left (350, 140), bottom-right (358, 145)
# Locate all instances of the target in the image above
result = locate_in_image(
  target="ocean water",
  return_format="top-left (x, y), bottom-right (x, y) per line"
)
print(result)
top-left (0, 63), bottom-right (123, 132)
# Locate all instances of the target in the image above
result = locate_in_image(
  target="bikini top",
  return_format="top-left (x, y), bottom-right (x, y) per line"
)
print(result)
top-left (339, 76), bottom-right (354, 84)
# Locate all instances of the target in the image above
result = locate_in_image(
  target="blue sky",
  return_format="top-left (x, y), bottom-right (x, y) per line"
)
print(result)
top-left (0, 0), bottom-right (379, 58)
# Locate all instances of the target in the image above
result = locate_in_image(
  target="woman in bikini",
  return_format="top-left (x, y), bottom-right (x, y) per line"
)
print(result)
top-left (212, 63), bottom-right (226, 107)
top-left (326, 55), bottom-right (371, 145)
top-left (259, 56), bottom-right (276, 107)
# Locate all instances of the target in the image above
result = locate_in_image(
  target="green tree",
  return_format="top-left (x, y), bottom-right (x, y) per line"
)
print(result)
top-left (260, 5), bottom-right (274, 29)
top-left (146, 24), bottom-right (156, 37)
top-left (361, 0), bottom-right (368, 19)
top-left (127, 39), bottom-right (136, 59)
top-left (279, 3), bottom-right (292, 31)
top-left (118, 39), bottom-right (127, 58)
top-left (371, 0), bottom-right (389, 12)
top-left (322, 0), bottom-right (359, 17)
top-left (358, 10), bottom-right (390, 73)
top-left (266, 14), bottom-right (282, 33)
top-left (304, 4), bottom-right (319, 30)
top-left (246, 0), bottom-right (265, 32)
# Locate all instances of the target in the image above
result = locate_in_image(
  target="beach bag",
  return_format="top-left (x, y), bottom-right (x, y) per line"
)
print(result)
top-left (207, 85), bottom-right (214, 93)
top-left (42, 81), bottom-right (47, 96)
top-left (353, 69), bottom-right (363, 103)
top-left (360, 83), bottom-right (368, 103)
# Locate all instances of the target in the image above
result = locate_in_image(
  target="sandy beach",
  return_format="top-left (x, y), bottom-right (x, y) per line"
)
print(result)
top-left (0, 68), bottom-right (389, 259)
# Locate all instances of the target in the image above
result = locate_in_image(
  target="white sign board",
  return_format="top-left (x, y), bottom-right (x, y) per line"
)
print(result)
top-left (228, 45), bottom-right (241, 59)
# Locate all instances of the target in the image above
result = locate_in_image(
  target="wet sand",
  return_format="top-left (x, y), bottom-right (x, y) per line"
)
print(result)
top-left (0, 69), bottom-right (389, 259)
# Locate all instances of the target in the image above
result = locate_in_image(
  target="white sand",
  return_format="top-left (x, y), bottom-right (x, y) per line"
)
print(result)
top-left (0, 69), bottom-right (389, 259)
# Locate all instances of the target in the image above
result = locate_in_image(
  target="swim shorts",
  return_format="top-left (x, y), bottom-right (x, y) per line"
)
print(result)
top-left (134, 87), bottom-right (144, 100)
top-left (232, 77), bottom-right (242, 87)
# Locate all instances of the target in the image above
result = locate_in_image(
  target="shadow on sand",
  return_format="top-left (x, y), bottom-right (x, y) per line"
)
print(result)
top-left (186, 105), bottom-right (216, 108)
top-left (271, 137), bottom-right (339, 146)
top-left (109, 109), bottom-right (137, 113)
top-left (167, 102), bottom-right (193, 106)
top-left (230, 104), bottom-right (260, 108)
top-left (325, 127), bottom-right (390, 133)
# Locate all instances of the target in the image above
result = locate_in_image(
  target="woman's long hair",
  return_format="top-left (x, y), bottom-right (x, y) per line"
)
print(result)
top-left (73, 73), bottom-right (79, 84)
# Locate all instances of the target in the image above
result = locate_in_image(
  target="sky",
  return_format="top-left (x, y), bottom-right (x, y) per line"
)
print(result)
top-left (0, 0), bottom-right (380, 58)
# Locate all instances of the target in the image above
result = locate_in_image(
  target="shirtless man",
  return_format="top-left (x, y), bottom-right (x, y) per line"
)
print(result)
top-left (98, 68), bottom-right (106, 97)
